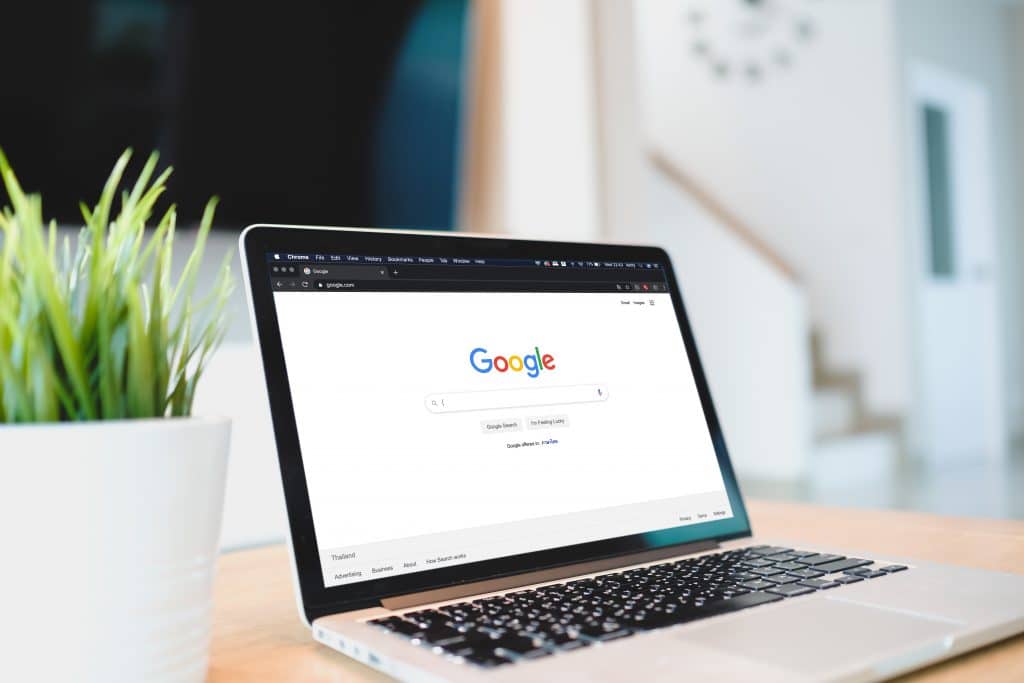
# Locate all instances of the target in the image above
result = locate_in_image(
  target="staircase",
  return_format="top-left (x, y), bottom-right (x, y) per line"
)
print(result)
top-left (810, 333), bottom-right (904, 490)
top-left (648, 151), bottom-right (902, 488)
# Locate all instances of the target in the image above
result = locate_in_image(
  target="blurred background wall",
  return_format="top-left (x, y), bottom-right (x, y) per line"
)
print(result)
top-left (2, 0), bottom-right (1022, 549)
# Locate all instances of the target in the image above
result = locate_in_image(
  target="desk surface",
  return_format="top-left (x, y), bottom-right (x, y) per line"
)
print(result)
top-left (208, 500), bottom-right (1024, 681)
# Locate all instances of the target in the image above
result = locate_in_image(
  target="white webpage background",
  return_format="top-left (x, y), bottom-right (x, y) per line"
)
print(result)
top-left (274, 291), bottom-right (727, 552)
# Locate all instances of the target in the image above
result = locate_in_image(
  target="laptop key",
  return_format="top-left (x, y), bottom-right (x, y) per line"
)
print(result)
top-left (765, 574), bottom-right (800, 585)
top-left (765, 552), bottom-right (801, 562)
top-left (786, 568), bottom-right (825, 579)
top-left (740, 558), bottom-right (775, 568)
top-left (433, 633), bottom-right (477, 650)
top-left (404, 609), bottom-right (448, 626)
top-left (746, 546), bottom-right (792, 557)
top-left (814, 558), bottom-right (872, 573)
top-left (749, 567), bottom-right (784, 577)
top-left (848, 569), bottom-right (888, 579)
top-left (795, 553), bottom-right (845, 566)
top-left (577, 622), bottom-right (631, 639)
top-left (373, 617), bottom-right (423, 636)
top-left (489, 633), bottom-right (545, 655)
top-left (798, 578), bottom-right (839, 590)
top-left (703, 591), bottom-right (783, 614)
top-left (773, 561), bottom-right (805, 571)
top-left (880, 565), bottom-right (908, 573)
top-left (557, 639), bottom-right (591, 652)
top-left (590, 629), bottom-right (635, 642)
top-left (462, 651), bottom-right (513, 668)
top-left (539, 630), bottom-right (584, 645)
top-left (630, 609), bottom-right (698, 631)
top-left (422, 625), bottom-right (465, 644)
top-left (740, 579), bottom-right (777, 591)
top-left (766, 584), bottom-right (815, 598)
top-left (834, 575), bottom-right (864, 584)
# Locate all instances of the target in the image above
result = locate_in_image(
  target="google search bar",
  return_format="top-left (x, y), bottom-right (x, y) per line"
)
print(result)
top-left (425, 384), bottom-right (609, 414)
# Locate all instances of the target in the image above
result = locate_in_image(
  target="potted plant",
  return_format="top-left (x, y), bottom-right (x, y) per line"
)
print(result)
top-left (0, 149), bottom-right (233, 682)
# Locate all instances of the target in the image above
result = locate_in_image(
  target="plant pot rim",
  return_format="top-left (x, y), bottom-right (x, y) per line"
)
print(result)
top-left (0, 415), bottom-right (230, 431)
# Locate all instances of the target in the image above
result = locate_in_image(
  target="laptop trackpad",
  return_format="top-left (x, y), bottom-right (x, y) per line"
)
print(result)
top-left (678, 597), bottom-right (960, 677)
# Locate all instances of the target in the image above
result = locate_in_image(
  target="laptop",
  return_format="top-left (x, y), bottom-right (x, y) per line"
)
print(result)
top-left (240, 225), bottom-right (1024, 681)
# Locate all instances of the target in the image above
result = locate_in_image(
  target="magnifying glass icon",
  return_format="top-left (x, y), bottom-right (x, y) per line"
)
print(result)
top-left (431, 400), bottom-right (438, 407)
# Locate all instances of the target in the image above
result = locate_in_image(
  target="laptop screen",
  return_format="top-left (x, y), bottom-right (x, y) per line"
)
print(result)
top-left (266, 249), bottom-right (735, 589)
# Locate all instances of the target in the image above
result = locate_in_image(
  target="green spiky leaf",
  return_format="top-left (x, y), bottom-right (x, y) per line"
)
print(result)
top-left (0, 149), bottom-right (234, 422)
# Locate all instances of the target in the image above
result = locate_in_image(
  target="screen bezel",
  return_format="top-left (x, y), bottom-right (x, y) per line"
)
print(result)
top-left (241, 225), bottom-right (752, 622)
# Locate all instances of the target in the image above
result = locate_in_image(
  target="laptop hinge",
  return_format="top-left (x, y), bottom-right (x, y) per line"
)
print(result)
top-left (380, 540), bottom-right (719, 612)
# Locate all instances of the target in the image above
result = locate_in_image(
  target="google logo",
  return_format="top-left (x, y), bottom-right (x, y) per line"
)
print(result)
top-left (470, 347), bottom-right (556, 378)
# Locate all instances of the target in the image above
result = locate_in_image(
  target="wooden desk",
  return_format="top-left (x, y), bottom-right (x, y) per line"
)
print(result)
top-left (208, 501), bottom-right (1024, 681)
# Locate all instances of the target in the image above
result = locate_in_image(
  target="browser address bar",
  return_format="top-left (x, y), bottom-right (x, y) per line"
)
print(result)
top-left (425, 384), bottom-right (608, 414)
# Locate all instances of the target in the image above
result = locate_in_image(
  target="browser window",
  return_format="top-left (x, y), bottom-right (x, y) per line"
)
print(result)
top-left (268, 253), bottom-right (733, 588)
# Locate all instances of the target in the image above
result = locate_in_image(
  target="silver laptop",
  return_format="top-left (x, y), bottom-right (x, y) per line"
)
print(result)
top-left (240, 225), bottom-right (1024, 682)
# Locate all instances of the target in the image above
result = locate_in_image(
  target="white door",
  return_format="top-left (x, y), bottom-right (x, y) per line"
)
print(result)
top-left (911, 64), bottom-right (1006, 464)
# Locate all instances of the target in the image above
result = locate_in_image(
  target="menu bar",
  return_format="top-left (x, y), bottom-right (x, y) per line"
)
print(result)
top-left (267, 251), bottom-right (665, 271)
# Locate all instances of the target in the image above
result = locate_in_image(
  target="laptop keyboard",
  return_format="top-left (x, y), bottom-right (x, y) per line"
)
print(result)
top-left (368, 545), bottom-right (908, 669)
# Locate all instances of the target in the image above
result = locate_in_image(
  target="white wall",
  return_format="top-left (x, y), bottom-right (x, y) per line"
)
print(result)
top-left (647, 168), bottom-right (813, 480)
top-left (591, 0), bottom-right (647, 243)
top-left (893, 0), bottom-right (1024, 445)
top-left (636, 0), bottom-right (911, 418)
top-left (488, 0), bottom-right (602, 240)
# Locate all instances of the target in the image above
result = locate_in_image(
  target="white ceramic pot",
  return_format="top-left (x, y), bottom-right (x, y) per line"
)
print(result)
top-left (0, 417), bottom-right (230, 682)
